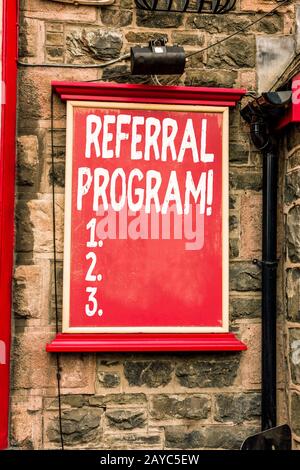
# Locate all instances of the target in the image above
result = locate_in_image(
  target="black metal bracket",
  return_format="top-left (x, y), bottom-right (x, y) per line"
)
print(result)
top-left (252, 258), bottom-right (279, 269)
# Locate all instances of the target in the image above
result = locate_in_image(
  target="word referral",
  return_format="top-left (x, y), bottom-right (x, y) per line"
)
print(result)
top-left (77, 113), bottom-right (216, 215)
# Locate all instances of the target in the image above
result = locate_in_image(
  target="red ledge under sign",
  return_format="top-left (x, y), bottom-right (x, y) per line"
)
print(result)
top-left (46, 333), bottom-right (246, 352)
top-left (47, 82), bottom-right (247, 353)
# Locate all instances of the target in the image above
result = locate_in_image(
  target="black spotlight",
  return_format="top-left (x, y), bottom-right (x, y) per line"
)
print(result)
top-left (131, 38), bottom-right (186, 75)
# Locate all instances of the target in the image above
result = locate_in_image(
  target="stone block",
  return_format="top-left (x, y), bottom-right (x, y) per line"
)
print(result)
top-left (289, 329), bottom-right (300, 385)
top-left (175, 354), bottom-right (240, 388)
top-left (96, 371), bottom-right (120, 389)
top-left (106, 409), bottom-right (146, 430)
top-left (287, 206), bottom-right (300, 262)
top-left (48, 162), bottom-right (65, 188)
top-left (17, 135), bottom-right (39, 186)
top-left (14, 265), bottom-right (43, 318)
top-left (171, 32), bottom-right (205, 47)
top-left (59, 354), bottom-right (96, 393)
top-left (291, 393), bottom-right (300, 437)
top-left (101, 9), bottom-right (133, 27)
top-left (286, 123), bottom-right (300, 153)
top-left (230, 296), bottom-right (261, 320)
top-left (238, 323), bottom-right (261, 388)
top-left (136, 11), bottom-right (183, 28)
top-left (285, 169), bottom-right (300, 203)
top-left (13, 332), bottom-right (56, 389)
top-left (150, 394), bottom-right (211, 420)
top-left (184, 70), bottom-right (237, 88)
top-left (186, 13), bottom-right (282, 34)
top-left (240, 192), bottom-right (262, 259)
top-left (66, 28), bottom-right (123, 63)
top-left (103, 432), bottom-right (162, 449)
top-left (47, 408), bottom-right (103, 445)
top-left (125, 31), bottom-right (168, 44)
top-left (124, 361), bottom-right (173, 388)
top-left (28, 197), bottom-right (64, 254)
top-left (286, 269), bottom-right (300, 322)
top-left (165, 424), bottom-right (259, 449)
top-left (19, 17), bottom-right (40, 58)
top-left (10, 405), bottom-right (42, 449)
top-left (215, 393), bottom-right (261, 424)
top-left (229, 141), bottom-right (249, 165)
top-left (229, 262), bottom-right (261, 292)
top-left (21, 0), bottom-right (97, 22)
top-left (287, 150), bottom-right (300, 171)
top-left (15, 201), bottom-right (34, 253)
top-left (230, 170), bottom-right (262, 191)
top-left (89, 393), bottom-right (147, 408)
top-left (207, 36), bottom-right (256, 69)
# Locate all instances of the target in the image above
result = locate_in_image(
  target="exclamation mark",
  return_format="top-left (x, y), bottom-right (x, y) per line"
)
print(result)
top-left (206, 170), bottom-right (213, 216)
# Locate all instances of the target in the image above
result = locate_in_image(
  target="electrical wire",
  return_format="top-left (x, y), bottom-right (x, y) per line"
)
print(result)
top-left (51, 90), bottom-right (64, 451)
top-left (186, 0), bottom-right (292, 60)
top-left (18, 53), bottom-right (130, 69)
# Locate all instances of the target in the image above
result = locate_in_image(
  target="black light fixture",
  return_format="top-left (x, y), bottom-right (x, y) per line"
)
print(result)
top-left (135, 0), bottom-right (236, 14)
top-left (131, 38), bottom-right (186, 75)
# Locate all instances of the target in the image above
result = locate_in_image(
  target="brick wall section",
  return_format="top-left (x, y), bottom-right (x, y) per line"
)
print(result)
top-left (11, 0), bottom-right (294, 449)
top-left (283, 123), bottom-right (300, 450)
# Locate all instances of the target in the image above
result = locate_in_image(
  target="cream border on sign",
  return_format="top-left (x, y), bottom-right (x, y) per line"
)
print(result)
top-left (62, 101), bottom-right (229, 334)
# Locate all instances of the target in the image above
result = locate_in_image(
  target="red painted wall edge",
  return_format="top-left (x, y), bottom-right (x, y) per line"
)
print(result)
top-left (0, 0), bottom-right (18, 450)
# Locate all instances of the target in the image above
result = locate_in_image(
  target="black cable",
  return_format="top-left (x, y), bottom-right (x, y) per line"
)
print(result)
top-left (51, 89), bottom-right (64, 451)
top-left (186, 0), bottom-right (292, 59)
top-left (18, 53), bottom-right (130, 69)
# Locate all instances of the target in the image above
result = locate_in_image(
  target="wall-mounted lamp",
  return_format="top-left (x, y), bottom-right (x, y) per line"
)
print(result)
top-left (135, 0), bottom-right (236, 14)
top-left (131, 38), bottom-right (186, 75)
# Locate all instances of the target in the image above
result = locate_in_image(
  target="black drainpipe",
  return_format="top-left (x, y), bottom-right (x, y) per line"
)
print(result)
top-left (261, 148), bottom-right (278, 430)
top-left (251, 121), bottom-right (277, 430)
top-left (241, 92), bottom-right (291, 431)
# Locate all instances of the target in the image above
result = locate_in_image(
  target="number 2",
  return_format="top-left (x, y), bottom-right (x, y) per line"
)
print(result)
top-left (85, 252), bottom-right (97, 281)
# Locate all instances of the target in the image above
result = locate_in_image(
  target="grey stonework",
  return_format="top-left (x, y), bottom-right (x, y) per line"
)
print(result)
top-left (175, 354), bottom-right (240, 388)
top-left (124, 360), bottom-right (174, 387)
top-left (286, 269), bottom-right (300, 323)
top-left (165, 425), bottom-right (259, 449)
top-left (285, 169), bottom-right (300, 203)
top-left (66, 29), bottom-right (123, 62)
top-left (283, 122), bottom-right (300, 446)
top-left (287, 206), bottom-right (300, 263)
top-left (229, 262), bottom-right (261, 292)
top-left (214, 393), bottom-right (261, 424)
top-left (106, 410), bottom-right (146, 430)
top-left (47, 408), bottom-right (103, 445)
top-left (150, 394), bottom-right (211, 420)
top-left (289, 329), bottom-right (300, 385)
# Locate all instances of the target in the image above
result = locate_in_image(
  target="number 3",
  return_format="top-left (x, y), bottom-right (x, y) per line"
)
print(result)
top-left (85, 287), bottom-right (97, 317)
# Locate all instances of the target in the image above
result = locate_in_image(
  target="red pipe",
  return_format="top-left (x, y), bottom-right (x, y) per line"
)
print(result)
top-left (0, 0), bottom-right (18, 450)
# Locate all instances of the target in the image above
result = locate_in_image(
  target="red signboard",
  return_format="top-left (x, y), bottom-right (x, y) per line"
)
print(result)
top-left (47, 82), bottom-right (246, 352)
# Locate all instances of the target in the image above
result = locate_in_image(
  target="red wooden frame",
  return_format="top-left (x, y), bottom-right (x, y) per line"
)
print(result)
top-left (52, 81), bottom-right (245, 107)
top-left (47, 81), bottom-right (247, 353)
top-left (0, 0), bottom-right (18, 450)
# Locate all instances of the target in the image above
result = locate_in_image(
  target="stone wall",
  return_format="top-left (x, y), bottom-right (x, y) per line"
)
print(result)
top-left (11, 0), bottom-right (295, 449)
top-left (283, 123), bottom-right (300, 450)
